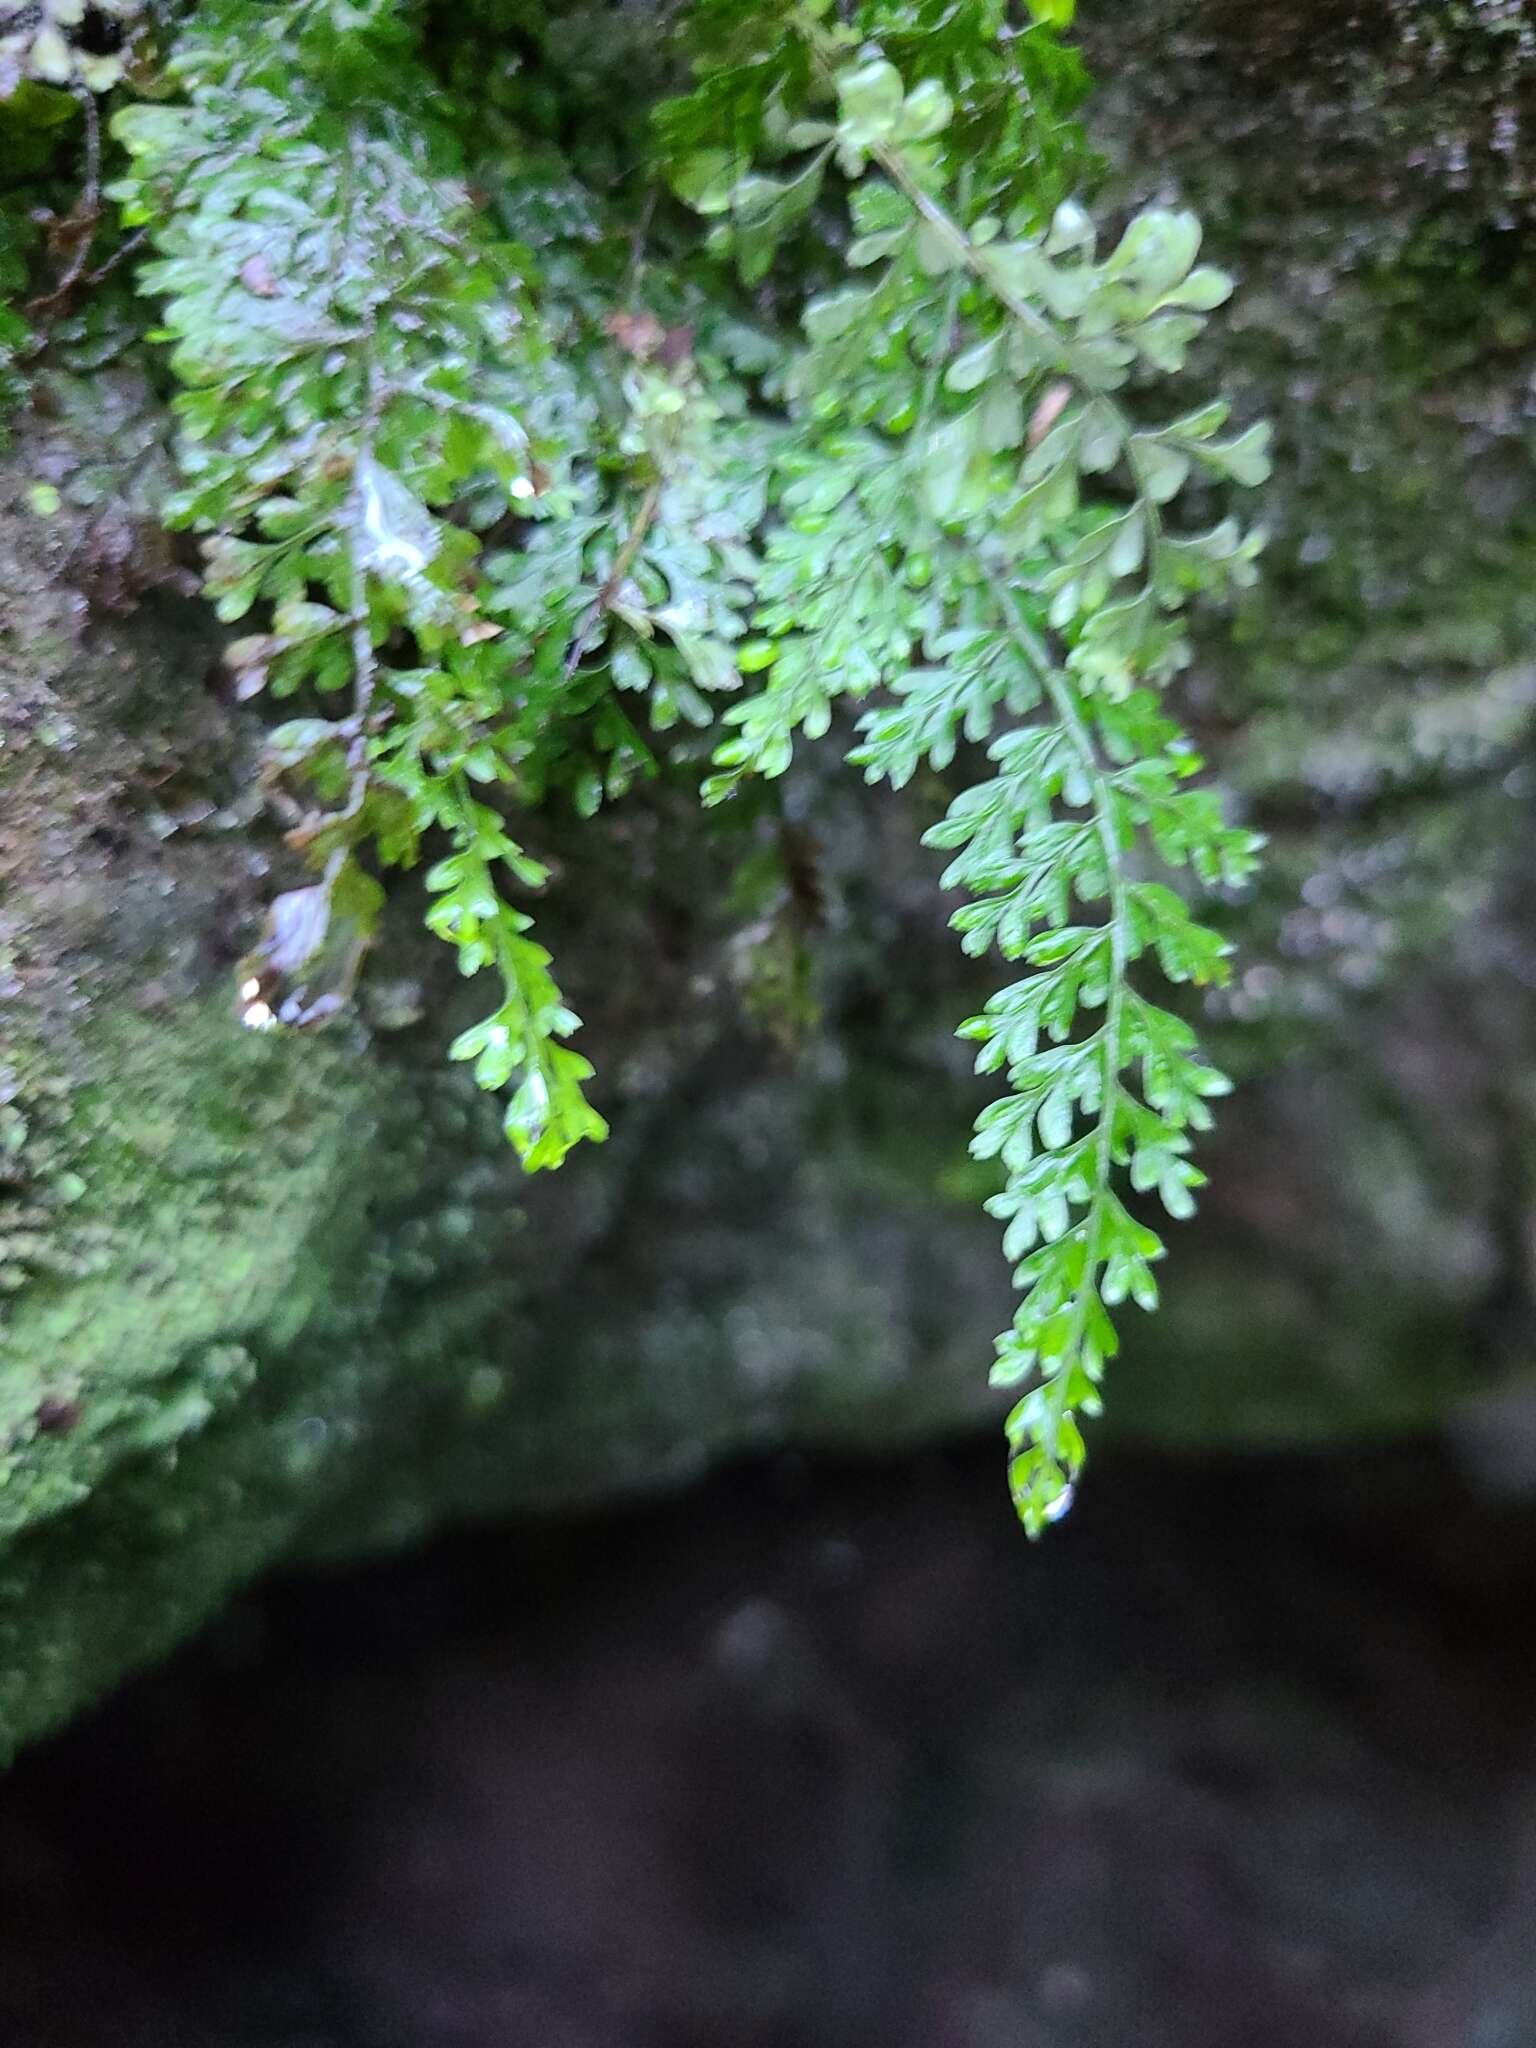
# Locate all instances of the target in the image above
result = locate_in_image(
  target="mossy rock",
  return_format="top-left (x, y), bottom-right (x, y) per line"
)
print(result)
top-left (5, 0), bottom-right (1536, 1756)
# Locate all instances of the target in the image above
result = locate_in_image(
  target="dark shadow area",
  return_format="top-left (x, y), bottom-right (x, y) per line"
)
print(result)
top-left (3, 1439), bottom-right (1535, 2048)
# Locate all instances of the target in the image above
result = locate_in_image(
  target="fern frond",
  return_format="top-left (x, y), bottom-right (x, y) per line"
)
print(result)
top-left (109, 0), bottom-right (609, 1165)
top-left (665, 0), bottom-right (1268, 1527)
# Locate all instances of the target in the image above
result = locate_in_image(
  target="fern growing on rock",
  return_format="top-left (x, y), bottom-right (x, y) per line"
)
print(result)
top-left (2, 0), bottom-right (1268, 1530)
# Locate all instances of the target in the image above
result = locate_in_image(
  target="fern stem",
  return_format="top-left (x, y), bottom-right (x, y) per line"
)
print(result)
top-left (340, 125), bottom-right (387, 821)
top-left (564, 477), bottom-right (662, 680)
top-left (865, 124), bottom-right (1172, 656)
top-left (867, 140), bottom-right (1099, 388)
top-left (991, 572), bottom-right (1130, 1440)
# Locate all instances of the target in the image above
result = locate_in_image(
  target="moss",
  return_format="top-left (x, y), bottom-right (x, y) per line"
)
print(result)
top-left (0, 999), bottom-right (513, 1757)
top-left (0, 1041), bottom-right (98, 1310)
top-left (0, 425), bottom-right (421, 1752)
top-left (0, 1341), bottom-right (366, 1764)
top-left (0, 1000), bottom-right (383, 1545)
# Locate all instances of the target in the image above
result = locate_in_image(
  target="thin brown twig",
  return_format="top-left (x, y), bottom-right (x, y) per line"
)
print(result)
top-left (23, 86), bottom-right (102, 331)
top-left (339, 123), bottom-right (389, 825)
top-left (80, 224), bottom-right (149, 290)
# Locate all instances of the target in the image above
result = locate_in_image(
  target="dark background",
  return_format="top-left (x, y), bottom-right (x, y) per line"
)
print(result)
top-left (4, 1439), bottom-right (1534, 2048)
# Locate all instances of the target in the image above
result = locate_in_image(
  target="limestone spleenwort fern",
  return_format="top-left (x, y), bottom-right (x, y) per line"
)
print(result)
top-left (2, 0), bottom-right (1269, 1531)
